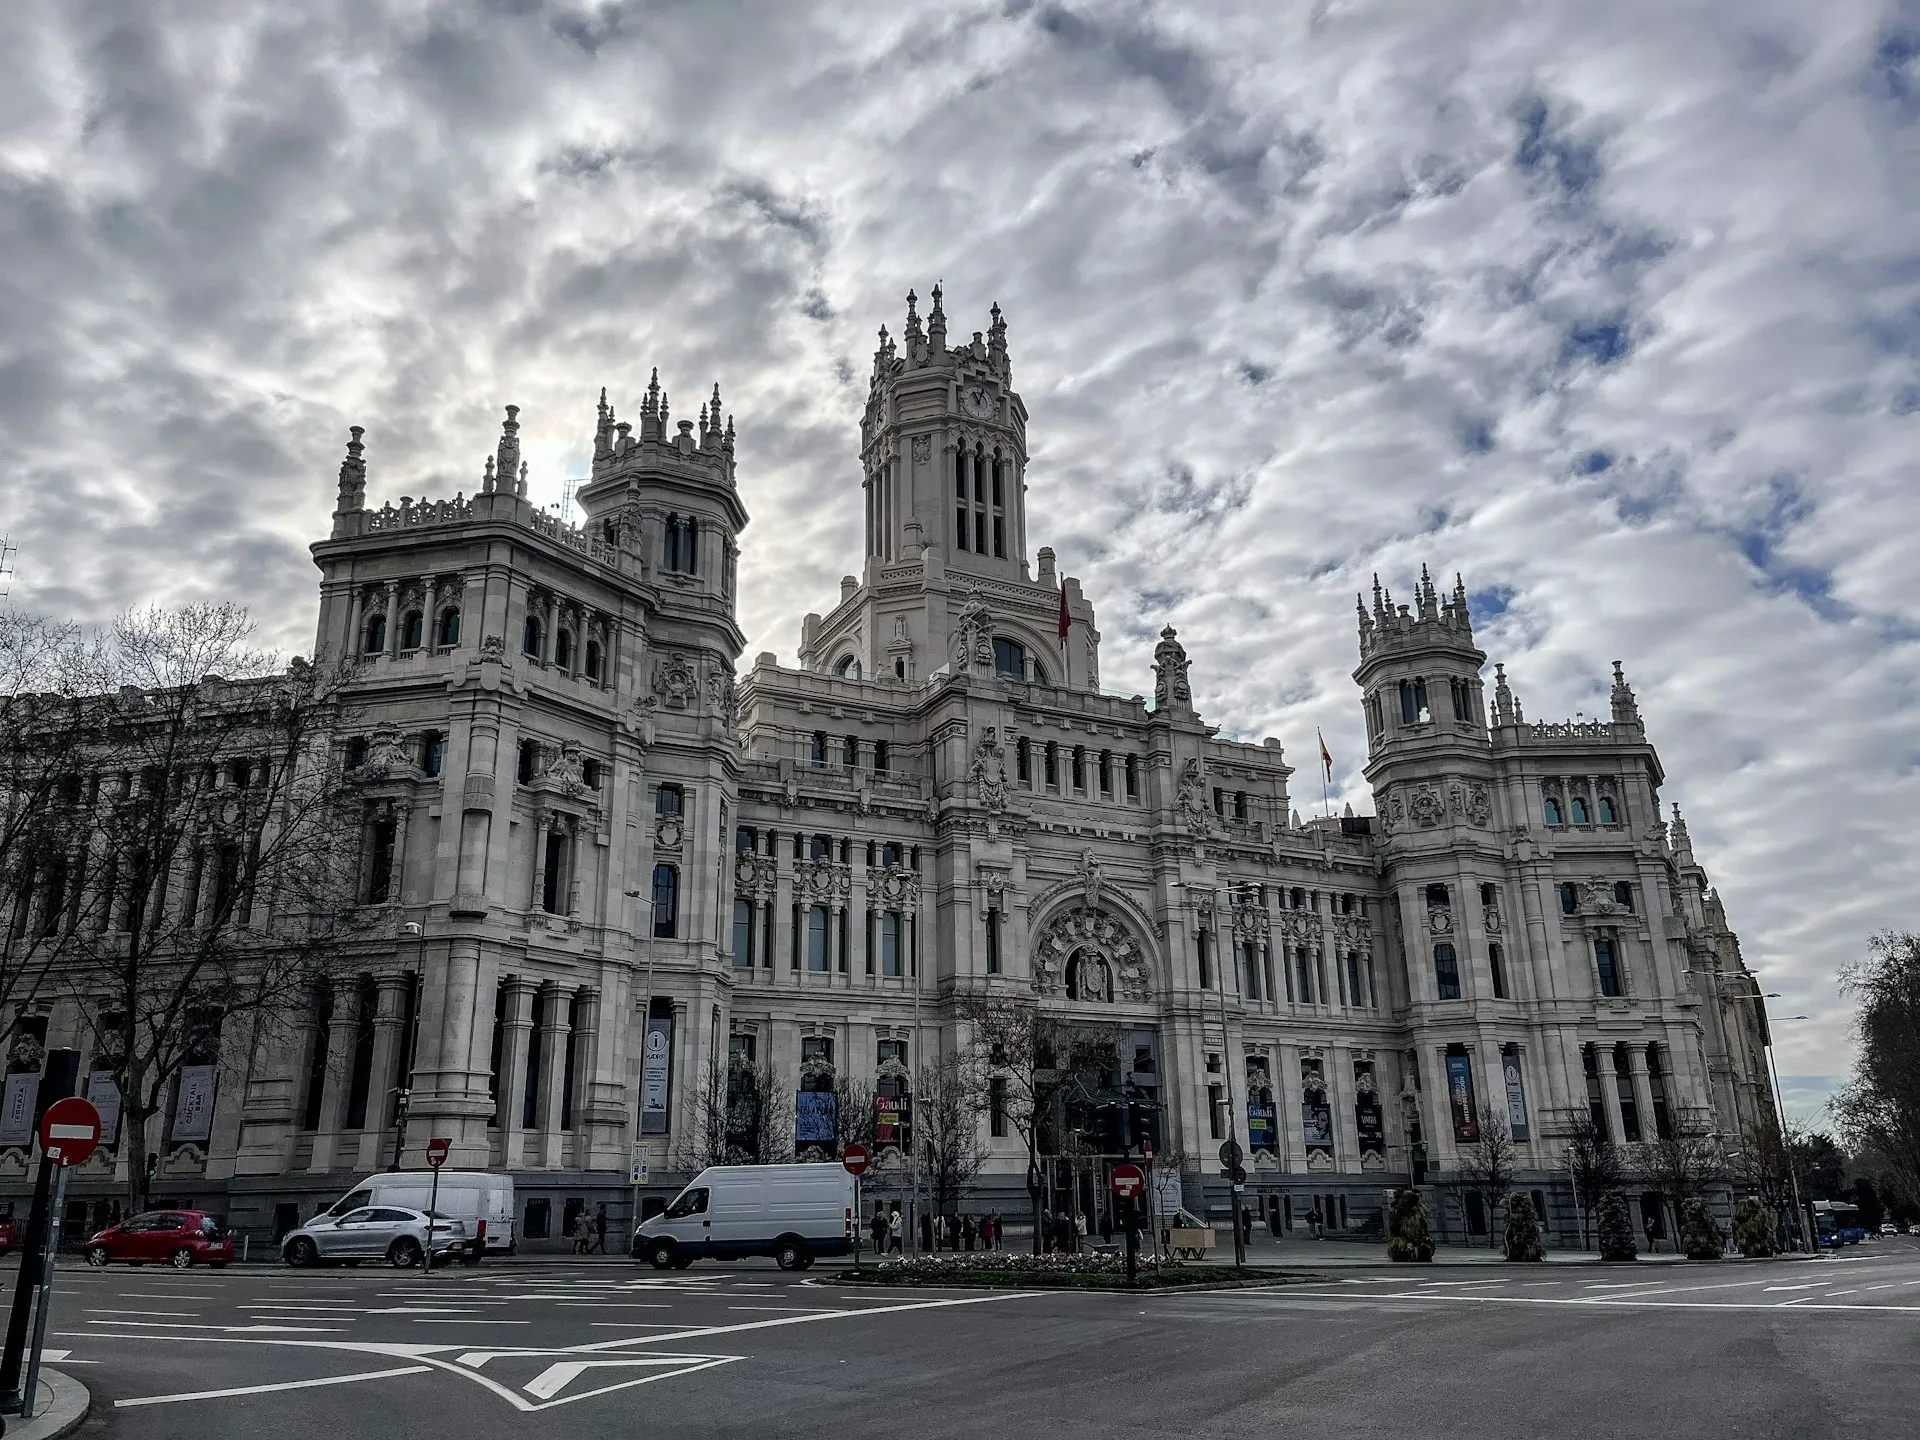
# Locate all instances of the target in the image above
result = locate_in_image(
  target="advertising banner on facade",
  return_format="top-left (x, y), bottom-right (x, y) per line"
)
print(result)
top-left (640, 1015), bottom-right (673, 1135)
top-left (171, 1064), bottom-right (217, 1142)
top-left (795, 1090), bottom-right (837, 1145)
top-left (873, 1092), bottom-right (905, 1147)
top-left (0, 1073), bottom-right (36, 1146)
top-left (1247, 1097), bottom-right (1277, 1152)
top-left (86, 1070), bottom-right (122, 1148)
top-left (1502, 1051), bottom-right (1530, 1141)
top-left (1301, 1099), bottom-right (1333, 1151)
top-left (1356, 1097), bottom-right (1385, 1153)
top-left (1446, 1052), bottom-right (1479, 1143)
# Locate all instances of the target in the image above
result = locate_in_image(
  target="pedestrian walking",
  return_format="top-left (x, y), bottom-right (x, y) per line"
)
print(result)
top-left (961, 1213), bottom-right (977, 1251)
top-left (1099, 1208), bottom-right (1114, 1245)
top-left (1240, 1206), bottom-right (1253, 1245)
top-left (593, 1202), bottom-right (608, 1255)
top-left (888, 1208), bottom-right (903, 1254)
top-left (870, 1206), bottom-right (889, 1255)
top-left (571, 1212), bottom-right (593, 1254)
top-left (989, 1211), bottom-right (1001, 1250)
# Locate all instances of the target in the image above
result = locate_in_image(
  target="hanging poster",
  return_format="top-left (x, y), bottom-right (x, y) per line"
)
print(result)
top-left (1301, 1099), bottom-right (1333, 1151)
top-left (1503, 1051), bottom-right (1530, 1141)
top-left (1446, 1052), bottom-right (1479, 1143)
top-left (1246, 1097), bottom-right (1277, 1152)
top-left (171, 1064), bottom-right (217, 1142)
top-left (873, 1092), bottom-right (905, 1147)
top-left (86, 1070), bottom-right (122, 1148)
top-left (0, 1073), bottom-right (36, 1146)
top-left (795, 1090), bottom-right (837, 1146)
top-left (1356, 1096), bottom-right (1385, 1154)
top-left (640, 1015), bottom-right (673, 1135)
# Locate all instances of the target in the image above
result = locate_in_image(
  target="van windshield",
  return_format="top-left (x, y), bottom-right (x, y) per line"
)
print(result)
top-left (328, 1189), bottom-right (373, 1217)
top-left (663, 1187), bottom-right (708, 1220)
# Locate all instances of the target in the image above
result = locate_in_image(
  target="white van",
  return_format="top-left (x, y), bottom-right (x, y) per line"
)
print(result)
top-left (321, 1171), bottom-right (516, 1261)
top-left (635, 1164), bottom-right (855, 1271)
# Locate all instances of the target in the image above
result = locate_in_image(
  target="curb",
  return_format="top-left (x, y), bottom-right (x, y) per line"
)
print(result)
top-left (3, 1367), bottom-right (90, 1440)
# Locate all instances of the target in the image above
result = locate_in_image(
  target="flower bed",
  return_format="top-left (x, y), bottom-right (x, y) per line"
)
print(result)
top-left (827, 1250), bottom-right (1311, 1290)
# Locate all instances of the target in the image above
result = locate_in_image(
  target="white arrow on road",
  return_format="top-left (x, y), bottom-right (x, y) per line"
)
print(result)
top-left (521, 1354), bottom-right (740, 1400)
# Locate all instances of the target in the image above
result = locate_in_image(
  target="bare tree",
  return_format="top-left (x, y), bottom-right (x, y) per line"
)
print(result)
top-left (1641, 1122), bottom-right (1723, 1253)
top-left (958, 993), bottom-right (1116, 1252)
top-left (1833, 933), bottom-right (1920, 1208)
top-left (916, 1052), bottom-right (989, 1229)
top-left (5, 605), bottom-right (367, 1212)
top-left (1455, 1105), bottom-right (1519, 1248)
top-left (831, 1071), bottom-right (877, 1158)
top-left (676, 1054), bottom-right (734, 1173)
top-left (1564, 1115), bottom-right (1625, 1250)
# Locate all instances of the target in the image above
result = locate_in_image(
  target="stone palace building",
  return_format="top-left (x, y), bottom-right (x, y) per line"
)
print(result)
top-left (7, 288), bottom-right (1779, 1249)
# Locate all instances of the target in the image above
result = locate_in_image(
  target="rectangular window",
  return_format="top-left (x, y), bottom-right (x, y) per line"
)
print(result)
top-left (986, 908), bottom-right (1001, 974)
top-left (838, 909), bottom-right (849, 973)
top-left (881, 912), bottom-right (902, 977)
top-left (1489, 942), bottom-right (1508, 999)
top-left (1263, 945), bottom-right (1278, 1004)
top-left (1594, 935), bottom-right (1622, 997)
top-left (1071, 747), bottom-right (1085, 790)
top-left (542, 831), bottom-right (568, 914)
top-left (1016, 738), bottom-right (1030, 783)
top-left (650, 863), bottom-right (676, 936)
top-left (1434, 943), bottom-right (1461, 1000)
top-left (1346, 952), bottom-right (1362, 1009)
top-left (993, 516), bottom-right (1006, 559)
top-left (1125, 755), bottom-right (1138, 799)
top-left (1198, 929), bottom-right (1214, 990)
top-left (989, 1077), bottom-right (1008, 1138)
top-left (732, 899), bottom-right (754, 968)
top-left (1207, 1084), bottom-right (1224, 1141)
top-left (1615, 1050), bottom-right (1641, 1141)
top-left (874, 741), bottom-right (889, 775)
top-left (1244, 943), bottom-right (1261, 1001)
top-left (656, 784), bottom-right (683, 816)
top-left (762, 902), bottom-right (774, 969)
top-left (1296, 947), bottom-right (1313, 1004)
top-left (790, 903), bottom-right (802, 969)
top-left (1099, 752), bottom-right (1112, 795)
top-left (1044, 743), bottom-right (1058, 788)
top-left (366, 819), bottom-right (397, 905)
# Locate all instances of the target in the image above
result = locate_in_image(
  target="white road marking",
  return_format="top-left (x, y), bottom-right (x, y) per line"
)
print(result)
top-left (1269, 1290), bottom-right (1920, 1315)
top-left (114, 1365), bottom-right (433, 1408)
top-left (726, 1305), bottom-right (841, 1313)
top-left (407, 1319), bottom-right (531, 1325)
top-left (568, 1291), bottom-right (1046, 1353)
top-left (88, 1309), bottom-right (197, 1317)
top-left (587, 1322), bottom-right (700, 1329)
top-left (521, 1356), bottom-right (740, 1399)
top-left (556, 1302), bottom-right (673, 1309)
top-left (1763, 1284), bottom-right (1828, 1292)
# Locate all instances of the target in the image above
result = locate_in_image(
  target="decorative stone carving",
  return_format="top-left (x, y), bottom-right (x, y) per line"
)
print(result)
top-left (355, 724), bottom-right (418, 781)
top-left (796, 858), bottom-right (853, 903)
top-left (1428, 907), bottom-right (1453, 935)
top-left (1332, 913), bottom-right (1372, 948)
top-left (1464, 783), bottom-right (1492, 828)
top-left (1581, 879), bottom-right (1620, 916)
top-left (546, 741), bottom-right (587, 797)
top-left (480, 634), bottom-right (506, 661)
top-left (735, 851), bottom-right (774, 899)
top-left (10, 1033), bottom-right (45, 1071)
top-left (951, 597), bottom-right (996, 674)
top-left (1409, 786), bottom-right (1444, 828)
top-left (911, 434), bottom-right (931, 465)
top-left (1075, 849), bottom-right (1104, 907)
top-left (653, 653), bottom-right (699, 709)
top-left (1152, 626), bottom-right (1192, 712)
top-left (1277, 909), bottom-right (1324, 943)
top-left (1230, 886), bottom-right (1270, 941)
top-left (1032, 906), bottom-right (1150, 1002)
top-left (970, 727), bottom-right (1009, 811)
top-left (706, 667), bottom-right (738, 726)
top-left (869, 865), bottom-right (920, 909)
top-left (1483, 905), bottom-right (1502, 935)
top-left (1175, 758), bottom-right (1211, 832)
top-left (655, 815), bottom-right (683, 851)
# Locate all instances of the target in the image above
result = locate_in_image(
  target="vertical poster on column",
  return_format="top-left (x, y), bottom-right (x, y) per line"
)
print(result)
top-left (0, 1073), bottom-right (36, 1146)
top-left (1502, 1051), bottom-right (1530, 1141)
top-left (1355, 1095), bottom-right (1385, 1154)
top-left (1246, 1097), bottom-right (1277, 1152)
top-left (86, 1071), bottom-right (122, 1147)
top-left (171, 1064), bottom-right (217, 1142)
top-left (1446, 1052), bottom-right (1479, 1143)
top-left (795, 1091), bottom-right (837, 1147)
top-left (640, 1015), bottom-right (673, 1135)
top-left (872, 1092), bottom-right (904, 1148)
top-left (1301, 1098), bottom-right (1333, 1151)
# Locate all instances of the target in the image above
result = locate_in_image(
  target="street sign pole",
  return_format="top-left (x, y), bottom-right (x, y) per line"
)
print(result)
top-left (423, 1136), bottom-right (449, 1274)
top-left (853, 1175), bottom-right (863, 1271)
top-left (18, 1166), bottom-right (70, 1420)
top-left (9, 1095), bottom-right (101, 1419)
top-left (0, 1153), bottom-right (55, 1411)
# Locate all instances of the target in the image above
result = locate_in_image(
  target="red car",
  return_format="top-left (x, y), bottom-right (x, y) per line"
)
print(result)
top-left (0, 1217), bottom-right (15, 1256)
top-left (86, 1210), bottom-right (234, 1269)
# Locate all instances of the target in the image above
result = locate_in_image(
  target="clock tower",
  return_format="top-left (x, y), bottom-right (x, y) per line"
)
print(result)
top-left (796, 286), bottom-right (1099, 690)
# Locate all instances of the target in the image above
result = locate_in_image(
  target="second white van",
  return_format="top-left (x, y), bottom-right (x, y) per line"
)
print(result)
top-left (634, 1164), bottom-right (855, 1270)
top-left (320, 1171), bottom-right (516, 1261)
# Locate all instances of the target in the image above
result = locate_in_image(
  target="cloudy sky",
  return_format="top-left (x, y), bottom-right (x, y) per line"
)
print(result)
top-left (5, 0), bottom-right (1917, 1113)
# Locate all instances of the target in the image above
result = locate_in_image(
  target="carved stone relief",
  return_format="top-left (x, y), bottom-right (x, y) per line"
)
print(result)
top-left (1032, 906), bottom-right (1151, 1002)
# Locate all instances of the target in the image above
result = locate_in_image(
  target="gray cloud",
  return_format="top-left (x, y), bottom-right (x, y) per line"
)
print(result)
top-left (2, 0), bottom-right (1914, 1112)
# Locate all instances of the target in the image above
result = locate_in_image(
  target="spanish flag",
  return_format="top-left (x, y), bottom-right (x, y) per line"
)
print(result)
top-left (1056, 581), bottom-right (1071, 650)
top-left (1318, 729), bottom-right (1333, 781)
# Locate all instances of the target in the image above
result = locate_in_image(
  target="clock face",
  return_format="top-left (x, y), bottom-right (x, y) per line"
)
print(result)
top-left (962, 386), bottom-right (994, 419)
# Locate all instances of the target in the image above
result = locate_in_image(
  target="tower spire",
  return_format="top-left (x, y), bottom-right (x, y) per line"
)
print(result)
top-left (494, 405), bottom-right (521, 495)
top-left (928, 280), bottom-right (947, 355)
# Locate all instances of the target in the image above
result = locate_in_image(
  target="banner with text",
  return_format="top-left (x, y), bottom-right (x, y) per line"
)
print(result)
top-left (640, 1016), bottom-right (673, 1135)
top-left (795, 1090), bottom-right (837, 1146)
top-left (86, 1070), bottom-right (122, 1148)
top-left (1446, 1052), bottom-right (1479, 1143)
top-left (1502, 1052), bottom-right (1530, 1141)
top-left (171, 1064), bottom-right (217, 1142)
top-left (0, 1073), bottom-right (36, 1146)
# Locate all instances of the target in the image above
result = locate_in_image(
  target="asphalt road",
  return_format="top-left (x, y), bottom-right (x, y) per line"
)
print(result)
top-left (31, 1237), bottom-right (1920, 1439)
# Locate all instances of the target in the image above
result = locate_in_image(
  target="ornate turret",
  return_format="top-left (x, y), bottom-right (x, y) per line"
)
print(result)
top-left (494, 406), bottom-right (521, 493)
top-left (927, 281), bottom-right (947, 357)
top-left (988, 301), bottom-right (1008, 377)
top-left (1153, 626), bottom-right (1196, 720)
top-left (331, 426), bottom-right (367, 536)
top-left (1610, 660), bottom-right (1641, 725)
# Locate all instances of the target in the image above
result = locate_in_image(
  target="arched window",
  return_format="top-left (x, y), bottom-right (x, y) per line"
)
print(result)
top-left (836, 655), bottom-right (861, 680)
top-left (1559, 882), bottom-right (1578, 915)
top-left (1594, 934), bottom-right (1622, 996)
top-left (1613, 881), bottom-right (1634, 912)
top-left (651, 865), bottom-right (679, 938)
top-left (584, 640), bottom-right (603, 682)
top-left (1434, 943), bottom-right (1461, 999)
top-left (1597, 796), bottom-right (1617, 824)
top-left (436, 607), bottom-right (460, 647)
top-left (522, 616), bottom-right (543, 658)
top-left (1413, 677), bottom-right (1430, 722)
top-left (1489, 942), bottom-right (1507, 999)
top-left (1544, 797), bottom-right (1563, 826)
top-left (400, 610), bottom-right (424, 650)
top-left (993, 638), bottom-right (1025, 680)
top-left (1570, 796), bottom-right (1590, 825)
top-left (362, 614), bottom-right (386, 654)
top-left (1399, 680), bottom-right (1416, 726)
top-left (554, 629), bottom-right (574, 670)
top-left (664, 516), bottom-right (682, 572)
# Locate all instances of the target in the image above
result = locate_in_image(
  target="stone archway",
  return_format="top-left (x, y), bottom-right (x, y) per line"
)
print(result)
top-left (1033, 906), bottom-right (1150, 1002)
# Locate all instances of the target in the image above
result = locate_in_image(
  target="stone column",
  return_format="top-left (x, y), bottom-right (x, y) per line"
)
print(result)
top-left (1600, 1043), bottom-right (1628, 1144)
top-left (497, 978), bottom-right (536, 1166)
top-left (355, 975), bottom-right (413, 1171)
top-left (422, 576), bottom-right (438, 651)
top-left (542, 593), bottom-right (556, 665)
top-left (345, 587), bottom-right (366, 659)
top-left (307, 983), bottom-right (362, 1173)
top-left (530, 813), bottom-right (552, 915)
top-left (537, 985), bottom-right (571, 1167)
top-left (1627, 1045), bottom-right (1658, 1141)
top-left (384, 581), bottom-right (402, 660)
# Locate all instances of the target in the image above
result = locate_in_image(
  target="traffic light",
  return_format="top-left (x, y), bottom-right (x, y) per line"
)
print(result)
top-left (145, 1151), bottom-right (158, 1182)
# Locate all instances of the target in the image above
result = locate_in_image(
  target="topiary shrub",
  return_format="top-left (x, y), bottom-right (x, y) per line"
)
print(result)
top-left (1597, 1192), bottom-right (1638, 1262)
top-left (1733, 1198), bottom-right (1778, 1258)
top-left (1503, 1193), bottom-right (1544, 1261)
top-left (1681, 1198), bottom-right (1724, 1261)
top-left (1387, 1188), bottom-right (1435, 1263)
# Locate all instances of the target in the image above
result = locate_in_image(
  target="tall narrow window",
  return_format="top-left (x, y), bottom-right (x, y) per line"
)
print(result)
top-left (421, 731), bottom-right (444, 777)
top-left (1434, 943), bottom-right (1461, 1000)
top-left (1559, 882), bottom-right (1578, 915)
top-left (367, 818), bottom-right (397, 904)
top-left (651, 865), bottom-right (678, 938)
top-left (1571, 796), bottom-right (1590, 824)
top-left (683, 519), bottom-right (698, 574)
top-left (1071, 746), bottom-right (1085, 790)
top-left (1413, 678), bottom-right (1430, 722)
top-left (1399, 680), bottom-right (1416, 725)
top-left (990, 1077), bottom-right (1008, 1137)
top-left (1544, 795), bottom-right (1563, 826)
top-left (1125, 755), bottom-right (1138, 799)
top-left (554, 629), bottom-right (573, 670)
top-left (1598, 796), bottom-right (1618, 824)
top-left (732, 900), bottom-right (754, 968)
top-left (1613, 881), bottom-right (1635, 911)
top-left (363, 614), bottom-right (386, 654)
top-left (541, 830), bottom-right (568, 914)
top-left (873, 740), bottom-right (889, 775)
top-left (518, 739), bottom-right (537, 785)
top-left (1044, 743), bottom-right (1058, 788)
top-left (400, 611), bottom-right (424, 650)
top-left (1489, 942), bottom-right (1508, 999)
top-left (1296, 947), bottom-right (1314, 1004)
top-left (811, 732), bottom-right (828, 767)
top-left (843, 736), bottom-right (859, 768)
top-left (1016, 738), bottom-right (1031, 783)
top-left (436, 607), bottom-right (460, 647)
top-left (986, 908), bottom-right (1002, 974)
top-left (1197, 928), bottom-right (1214, 990)
top-left (1099, 752), bottom-right (1112, 796)
top-left (522, 615), bottom-right (542, 658)
top-left (954, 455), bottom-right (970, 553)
top-left (1594, 934), bottom-right (1622, 997)
top-left (881, 912), bottom-right (902, 977)
top-left (584, 639), bottom-right (603, 681)
top-left (807, 906), bottom-right (830, 972)
top-left (1245, 942), bottom-right (1263, 1001)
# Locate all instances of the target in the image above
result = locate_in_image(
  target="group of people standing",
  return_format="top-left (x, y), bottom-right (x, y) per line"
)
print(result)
top-left (866, 1205), bottom-right (1003, 1255)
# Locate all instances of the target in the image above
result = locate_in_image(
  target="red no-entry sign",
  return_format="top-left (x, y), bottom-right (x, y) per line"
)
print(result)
top-left (842, 1143), bottom-right (870, 1176)
top-left (426, 1137), bottom-right (451, 1169)
top-left (1110, 1162), bottom-right (1146, 1199)
top-left (39, 1097), bottom-right (102, 1169)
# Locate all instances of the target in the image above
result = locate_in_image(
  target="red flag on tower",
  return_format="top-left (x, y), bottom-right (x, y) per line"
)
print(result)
top-left (1056, 581), bottom-right (1071, 650)
top-left (1318, 730), bottom-right (1333, 782)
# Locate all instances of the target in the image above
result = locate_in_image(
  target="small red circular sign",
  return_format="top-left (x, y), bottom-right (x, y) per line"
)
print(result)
top-left (426, 1137), bottom-right (451, 1169)
top-left (1110, 1162), bottom-right (1146, 1199)
top-left (842, 1143), bottom-right (870, 1176)
top-left (39, 1096), bottom-right (102, 1169)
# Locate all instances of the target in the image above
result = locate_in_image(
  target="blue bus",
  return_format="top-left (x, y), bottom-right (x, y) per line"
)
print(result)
top-left (1813, 1200), bottom-right (1866, 1248)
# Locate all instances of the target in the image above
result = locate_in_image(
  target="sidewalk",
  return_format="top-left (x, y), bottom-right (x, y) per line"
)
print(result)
top-left (1189, 1235), bottom-right (1821, 1267)
top-left (4, 1367), bottom-right (90, 1440)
